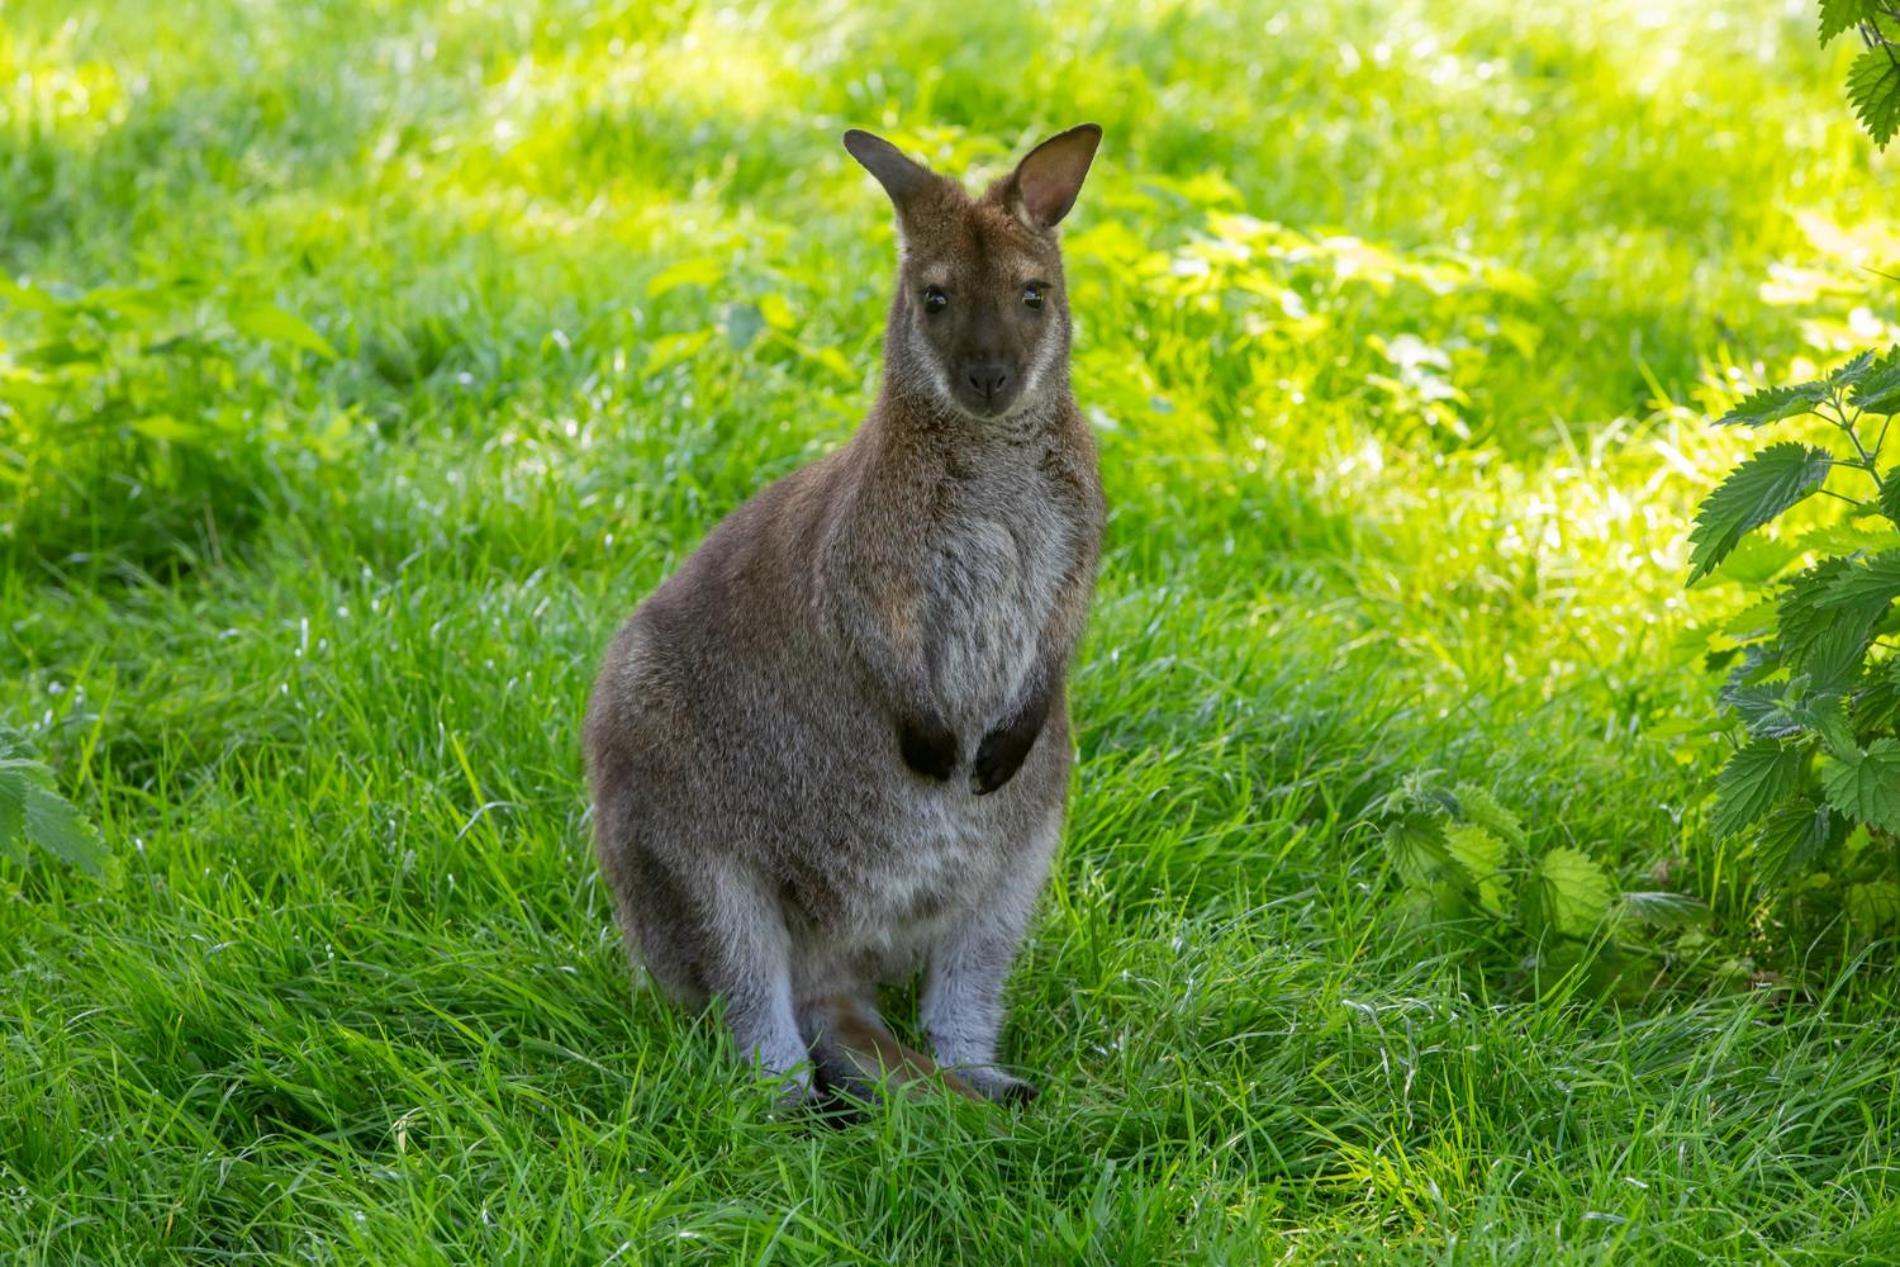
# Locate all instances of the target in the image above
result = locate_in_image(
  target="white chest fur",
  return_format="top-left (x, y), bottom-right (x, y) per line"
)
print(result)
top-left (924, 493), bottom-right (1072, 731)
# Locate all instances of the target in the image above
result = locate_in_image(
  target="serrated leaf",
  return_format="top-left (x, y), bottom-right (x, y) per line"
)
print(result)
top-left (1385, 814), bottom-right (1452, 886)
top-left (1781, 558), bottom-right (1886, 690)
top-left (1616, 890), bottom-right (1709, 927)
top-left (1721, 597), bottom-right (1780, 641)
top-left (1819, 738), bottom-right (1900, 834)
top-left (1755, 799), bottom-right (1837, 883)
top-left (1807, 694), bottom-right (1860, 759)
top-left (1829, 349), bottom-right (1878, 390)
top-left (1882, 471), bottom-right (1900, 526)
top-left (1820, 0), bottom-right (1880, 44)
top-left (1716, 380), bottom-right (1828, 427)
top-left (232, 304), bottom-right (337, 360)
top-left (1444, 823), bottom-right (1506, 878)
top-left (1451, 782), bottom-right (1527, 850)
top-left (1850, 348), bottom-right (1900, 414)
top-left (1821, 550), bottom-right (1900, 608)
top-left (1712, 740), bottom-right (1808, 838)
top-left (1847, 46), bottom-right (1900, 148)
top-left (1793, 521), bottom-right (1900, 558)
top-left (22, 782), bottom-right (110, 878)
top-left (1445, 823), bottom-right (1509, 914)
top-left (1722, 682), bottom-right (1809, 740)
top-left (0, 755), bottom-right (111, 880)
top-left (1854, 666), bottom-right (1900, 733)
top-left (1527, 846), bottom-right (1616, 938)
top-left (1687, 444), bottom-right (1833, 583)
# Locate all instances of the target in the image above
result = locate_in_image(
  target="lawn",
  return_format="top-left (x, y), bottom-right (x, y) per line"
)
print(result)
top-left (5, 0), bottom-right (1900, 1261)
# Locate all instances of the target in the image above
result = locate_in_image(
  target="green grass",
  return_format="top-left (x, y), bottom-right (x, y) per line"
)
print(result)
top-left (6, 0), bottom-right (1900, 1260)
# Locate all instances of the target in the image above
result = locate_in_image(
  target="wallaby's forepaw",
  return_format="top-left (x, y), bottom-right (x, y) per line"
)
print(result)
top-left (961, 1065), bottom-right (1040, 1106)
top-left (900, 714), bottom-right (959, 781)
top-left (971, 720), bottom-right (1039, 795)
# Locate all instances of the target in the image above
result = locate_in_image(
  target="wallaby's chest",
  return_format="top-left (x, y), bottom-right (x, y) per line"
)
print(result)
top-left (921, 475), bottom-right (1074, 723)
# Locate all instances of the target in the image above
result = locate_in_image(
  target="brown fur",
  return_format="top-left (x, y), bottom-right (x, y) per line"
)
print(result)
top-left (584, 125), bottom-right (1106, 1107)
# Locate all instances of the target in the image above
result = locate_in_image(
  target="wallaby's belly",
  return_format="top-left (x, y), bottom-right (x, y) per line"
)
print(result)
top-left (778, 741), bottom-right (1068, 994)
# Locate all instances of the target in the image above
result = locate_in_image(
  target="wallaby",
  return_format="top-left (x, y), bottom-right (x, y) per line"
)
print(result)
top-left (583, 124), bottom-right (1106, 1106)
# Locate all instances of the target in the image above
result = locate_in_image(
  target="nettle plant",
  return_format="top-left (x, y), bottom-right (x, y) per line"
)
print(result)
top-left (1377, 774), bottom-right (1700, 987)
top-left (1821, 1), bottom-right (1900, 149)
top-left (1692, 350), bottom-right (1900, 933)
top-left (0, 724), bottom-right (111, 884)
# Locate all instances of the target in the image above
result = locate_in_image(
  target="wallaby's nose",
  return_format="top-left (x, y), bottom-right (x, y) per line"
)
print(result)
top-left (966, 363), bottom-right (1011, 402)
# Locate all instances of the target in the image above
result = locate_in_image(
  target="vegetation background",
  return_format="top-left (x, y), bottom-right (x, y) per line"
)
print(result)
top-left (5, 0), bottom-right (1900, 1260)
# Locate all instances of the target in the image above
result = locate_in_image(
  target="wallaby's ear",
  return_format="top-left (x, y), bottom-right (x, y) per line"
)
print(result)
top-left (1004, 123), bottom-right (1101, 231)
top-left (843, 129), bottom-right (935, 209)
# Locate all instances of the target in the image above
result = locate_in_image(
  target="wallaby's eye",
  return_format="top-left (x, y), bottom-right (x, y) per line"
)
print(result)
top-left (1022, 283), bottom-right (1045, 310)
top-left (922, 287), bottom-right (949, 314)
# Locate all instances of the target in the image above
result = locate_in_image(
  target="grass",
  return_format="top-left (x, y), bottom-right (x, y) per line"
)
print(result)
top-left (5, 0), bottom-right (1900, 1260)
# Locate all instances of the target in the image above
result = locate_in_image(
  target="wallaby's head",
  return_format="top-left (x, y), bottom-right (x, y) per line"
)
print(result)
top-left (844, 124), bottom-right (1101, 423)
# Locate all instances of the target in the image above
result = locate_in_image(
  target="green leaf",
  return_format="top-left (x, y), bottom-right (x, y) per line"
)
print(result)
top-left (1819, 738), bottom-right (1900, 834)
top-left (1384, 813), bottom-right (1452, 887)
top-left (1850, 348), bottom-right (1900, 415)
top-left (22, 781), bottom-right (111, 878)
top-left (1755, 799), bottom-right (1837, 883)
top-left (1820, 0), bottom-right (1880, 44)
top-left (1722, 682), bottom-right (1809, 740)
top-left (0, 755), bottom-right (112, 880)
top-left (1855, 663), bottom-right (1900, 733)
top-left (645, 257), bottom-right (725, 298)
top-left (0, 769), bottom-right (24, 866)
top-left (641, 329), bottom-right (714, 376)
top-left (723, 302), bottom-right (765, 350)
top-left (232, 304), bottom-right (337, 360)
top-left (1845, 880), bottom-right (1900, 930)
top-left (1445, 823), bottom-right (1509, 914)
top-left (1715, 380), bottom-right (1828, 427)
top-left (1822, 550), bottom-right (1900, 608)
top-left (1847, 46), bottom-right (1900, 148)
top-left (1525, 846), bottom-right (1615, 938)
top-left (1687, 444), bottom-right (1833, 584)
top-left (1723, 682), bottom-right (1855, 753)
top-left (1451, 782), bottom-right (1527, 850)
top-left (1781, 558), bottom-right (1887, 691)
top-left (1881, 469), bottom-right (1900, 526)
top-left (757, 292), bottom-right (797, 330)
top-left (1807, 694), bottom-right (1860, 760)
top-left (1712, 740), bottom-right (1808, 838)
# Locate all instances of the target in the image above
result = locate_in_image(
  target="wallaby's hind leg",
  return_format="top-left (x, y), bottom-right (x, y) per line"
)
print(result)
top-left (802, 994), bottom-right (981, 1104)
top-left (690, 858), bottom-right (811, 1100)
top-left (921, 825), bottom-right (1058, 1104)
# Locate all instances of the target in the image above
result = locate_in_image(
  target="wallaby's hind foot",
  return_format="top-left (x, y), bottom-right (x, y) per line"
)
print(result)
top-left (955, 1065), bottom-right (1039, 1106)
top-left (805, 995), bottom-right (984, 1105)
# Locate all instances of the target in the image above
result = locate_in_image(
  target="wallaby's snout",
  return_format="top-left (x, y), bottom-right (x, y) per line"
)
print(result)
top-left (844, 124), bottom-right (1101, 424)
top-left (964, 360), bottom-right (1012, 411)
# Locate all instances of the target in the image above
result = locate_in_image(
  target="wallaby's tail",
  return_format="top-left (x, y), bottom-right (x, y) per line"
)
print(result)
top-left (808, 994), bottom-right (981, 1103)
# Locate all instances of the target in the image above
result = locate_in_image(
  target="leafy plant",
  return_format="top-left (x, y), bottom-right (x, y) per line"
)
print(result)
top-left (1820, 2), bottom-right (1900, 146)
top-left (0, 724), bottom-right (112, 882)
top-left (1691, 350), bottom-right (1900, 935)
top-left (0, 276), bottom-right (351, 574)
top-left (1376, 773), bottom-right (1701, 988)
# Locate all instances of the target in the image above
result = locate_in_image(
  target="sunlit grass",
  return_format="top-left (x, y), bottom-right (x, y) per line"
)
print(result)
top-left (4, 0), bottom-right (1900, 1260)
